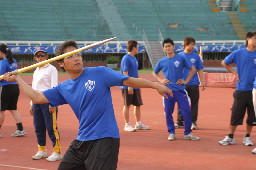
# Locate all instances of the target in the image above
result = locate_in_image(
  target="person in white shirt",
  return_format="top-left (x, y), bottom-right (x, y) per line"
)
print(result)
top-left (30, 47), bottom-right (62, 162)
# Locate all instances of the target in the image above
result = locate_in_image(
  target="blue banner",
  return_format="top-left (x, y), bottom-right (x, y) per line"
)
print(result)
top-left (8, 44), bottom-right (246, 54)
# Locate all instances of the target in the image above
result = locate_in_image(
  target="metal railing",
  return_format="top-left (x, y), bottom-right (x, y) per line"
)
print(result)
top-left (158, 30), bottom-right (165, 52)
top-left (0, 40), bottom-right (245, 46)
top-left (142, 30), bottom-right (154, 68)
top-left (233, 0), bottom-right (240, 11)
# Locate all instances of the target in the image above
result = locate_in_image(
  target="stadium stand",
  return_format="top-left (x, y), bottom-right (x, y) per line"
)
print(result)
top-left (0, 0), bottom-right (113, 41)
top-left (154, 0), bottom-right (238, 41)
top-left (2, 0), bottom-right (255, 41)
top-left (237, 0), bottom-right (256, 36)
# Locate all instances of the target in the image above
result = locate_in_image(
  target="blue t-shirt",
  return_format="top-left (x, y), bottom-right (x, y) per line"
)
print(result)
top-left (224, 48), bottom-right (256, 91)
top-left (43, 67), bottom-right (129, 141)
top-left (179, 51), bottom-right (204, 86)
top-left (153, 54), bottom-right (193, 91)
top-left (120, 53), bottom-right (139, 89)
top-left (0, 58), bottom-right (18, 86)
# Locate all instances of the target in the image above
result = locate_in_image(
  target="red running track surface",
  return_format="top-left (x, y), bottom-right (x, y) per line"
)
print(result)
top-left (0, 74), bottom-right (255, 170)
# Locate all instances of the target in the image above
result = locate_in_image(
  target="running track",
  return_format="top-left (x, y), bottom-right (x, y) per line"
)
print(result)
top-left (0, 74), bottom-right (255, 170)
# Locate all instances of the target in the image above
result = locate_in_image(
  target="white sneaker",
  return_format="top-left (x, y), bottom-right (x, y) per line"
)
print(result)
top-left (11, 130), bottom-right (26, 137)
top-left (168, 134), bottom-right (176, 141)
top-left (243, 137), bottom-right (253, 146)
top-left (191, 123), bottom-right (197, 130)
top-left (184, 133), bottom-right (200, 140)
top-left (135, 123), bottom-right (150, 130)
top-left (32, 151), bottom-right (47, 160)
top-left (219, 136), bottom-right (235, 145)
top-left (46, 152), bottom-right (62, 161)
top-left (174, 122), bottom-right (184, 128)
top-left (251, 148), bottom-right (256, 154)
top-left (124, 124), bottom-right (136, 132)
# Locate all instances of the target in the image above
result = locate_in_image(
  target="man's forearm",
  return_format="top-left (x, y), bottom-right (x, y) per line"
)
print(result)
top-left (16, 76), bottom-right (48, 104)
top-left (185, 66), bottom-right (196, 83)
top-left (123, 77), bottom-right (161, 89)
top-left (123, 77), bottom-right (173, 98)
top-left (152, 72), bottom-right (162, 82)
top-left (221, 60), bottom-right (237, 74)
top-left (224, 65), bottom-right (237, 74)
top-left (198, 69), bottom-right (204, 83)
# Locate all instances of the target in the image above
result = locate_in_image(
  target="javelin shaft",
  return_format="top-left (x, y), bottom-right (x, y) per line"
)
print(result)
top-left (0, 37), bottom-right (116, 81)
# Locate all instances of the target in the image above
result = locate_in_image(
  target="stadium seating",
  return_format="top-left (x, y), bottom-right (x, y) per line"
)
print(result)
top-left (237, 0), bottom-right (256, 33)
top-left (107, 0), bottom-right (240, 41)
top-left (0, 0), bottom-right (255, 41)
top-left (0, 0), bottom-right (113, 41)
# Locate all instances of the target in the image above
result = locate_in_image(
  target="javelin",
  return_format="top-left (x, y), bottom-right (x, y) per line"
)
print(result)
top-left (0, 37), bottom-right (116, 81)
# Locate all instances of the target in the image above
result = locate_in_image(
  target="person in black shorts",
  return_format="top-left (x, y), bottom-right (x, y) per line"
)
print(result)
top-left (120, 40), bottom-right (150, 132)
top-left (219, 31), bottom-right (256, 149)
top-left (0, 44), bottom-right (25, 138)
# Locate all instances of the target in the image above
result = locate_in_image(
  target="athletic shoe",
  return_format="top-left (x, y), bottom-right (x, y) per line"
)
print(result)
top-left (243, 137), bottom-right (253, 146)
top-left (124, 124), bottom-right (136, 132)
top-left (251, 148), bottom-right (256, 154)
top-left (175, 122), bottom-right (184, 128)
top-left (11, 130), bottom-right (26, 137)
top-left (219, 136), bottom-right (235, 145)
top-left (184, 133), bottom-right (200, 140)
top-left (135, 123), bottom-right (150, 130)
top-left (32, 151), bottom-right (47, 160)
top-left (46, 152), bottom-right (62, 161)
top-left (191, 123), bottom-right (197, 130)
top-left (168, 133), bottom-right (176, 141)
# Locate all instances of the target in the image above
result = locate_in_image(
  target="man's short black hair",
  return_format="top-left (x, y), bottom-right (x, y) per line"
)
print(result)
top-left (245, 31), bottom-right (256, 47)
top-left (127, 40), bottom-right (138, 52)
top-left (56, 40), bottom-right (78, 71)
top-left (162, 38), bottom-right (174, 47)
top-left (56, 40), bottom-right (78, 62)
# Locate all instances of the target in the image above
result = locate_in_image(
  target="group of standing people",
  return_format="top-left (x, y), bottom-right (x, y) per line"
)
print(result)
top-left (121, 38), bottom-right (204, 141)
top-left (1, 31), bottom-right (256, 169)
top-left (0, 45), bottom-right (62, 162)
top-left (120, 32), bottom-right (256, 155)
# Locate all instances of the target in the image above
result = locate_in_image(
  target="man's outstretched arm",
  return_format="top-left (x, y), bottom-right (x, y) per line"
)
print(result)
top-left (4, 73), bottom-right (49, 104)
top-left (123, 77), bottom-right (173, 98)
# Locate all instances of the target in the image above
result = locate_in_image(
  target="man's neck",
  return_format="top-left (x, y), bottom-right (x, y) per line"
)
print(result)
top-left (167, 52), bottom-right (175, 58)
top-left (128, 52), bottom-right (135, 57)
top-left (184, 49), bottom-right (192, 54)
top-left (68, 68), bottom-right (84, 80)
top-left (246, 46), bottom-right (256, 52)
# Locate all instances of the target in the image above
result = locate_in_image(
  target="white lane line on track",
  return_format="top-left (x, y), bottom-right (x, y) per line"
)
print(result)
top-left (0, 164), bottom-right (47, 170)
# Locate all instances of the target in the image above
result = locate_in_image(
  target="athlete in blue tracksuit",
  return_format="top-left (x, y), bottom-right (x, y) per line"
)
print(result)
top-left (176, 37), bottom-right (205, 130)
top-left (153, 38), bottom-right (200, 141)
